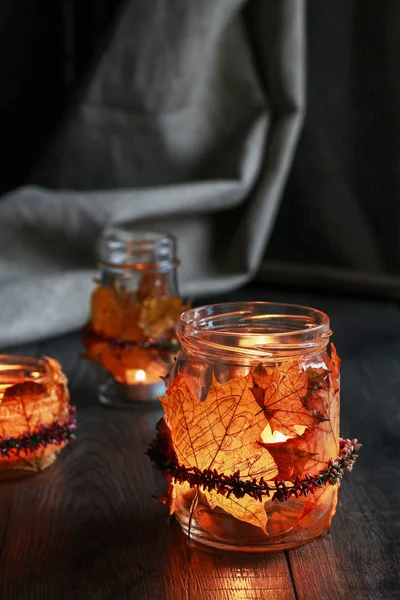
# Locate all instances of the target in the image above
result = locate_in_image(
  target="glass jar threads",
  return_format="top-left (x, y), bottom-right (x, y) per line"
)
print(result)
top-left (149, 302), bottom-right (343, 552)
top-left (0, 355), bottom-right (75, 480)
top-left (82, 229), bottom-right (187, 407)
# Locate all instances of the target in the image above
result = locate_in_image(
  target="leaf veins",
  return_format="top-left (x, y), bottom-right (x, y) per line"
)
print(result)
top-left (250, 362), bottom-right (328, 436)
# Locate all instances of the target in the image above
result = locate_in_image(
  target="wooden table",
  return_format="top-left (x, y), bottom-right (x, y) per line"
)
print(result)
top-left (1, 286), bottom-right (399, 599)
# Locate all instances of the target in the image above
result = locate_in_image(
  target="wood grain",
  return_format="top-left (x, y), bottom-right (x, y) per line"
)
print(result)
top-left (0, 288), bottom-right (399, 599)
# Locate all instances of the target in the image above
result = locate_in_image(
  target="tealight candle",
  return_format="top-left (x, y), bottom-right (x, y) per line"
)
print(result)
top-left (99, 365), bottom-right (166, 406)
top-left (0, 355), bottom-right (75, 480)
top-left (148, 302), bottom-right (360, 552)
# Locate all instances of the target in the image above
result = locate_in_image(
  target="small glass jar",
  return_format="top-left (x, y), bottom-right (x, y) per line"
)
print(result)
top-left (161, 302), bottom-right (340, 552)
top-left (0, 355), bottom-right (73, 480)
top-left (82, 229), bottom-right (186, 407)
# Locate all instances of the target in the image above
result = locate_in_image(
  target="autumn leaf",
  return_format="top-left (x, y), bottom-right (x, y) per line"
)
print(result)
top-left (259, 438), bottom-right (316, 481)
top-left (160, 372), bottom-right (278, 531)
top-left (327, 343), bottom-right (340, 391)
top-left (90, 284), bottom-right (126, 339)
top-left (138, 297), bottom-right (186, 339)
top-left (89, 280), bottom-right (187, 343)
top-left (297, 485), bottom-right (338, 529)
top-left (3, 382), bottom-right (47, 402)
top-left (301, 367), bottom-right (330, 419)
top-left (161, 373), bottom-right (267, 472)
top-left (269, 418), bottom-right (337, 476)
top-left (206, 489), bottom-right (269, 534)
top-left (325, 343), bottom-right (341, 450)
top-left (251, 362), bottom-right (328, 437)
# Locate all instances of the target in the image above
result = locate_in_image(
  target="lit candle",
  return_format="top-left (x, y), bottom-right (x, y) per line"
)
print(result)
top-left (99, 363), bottom-right (166, 406)
top-left (133, 369), bottom-right (146, 383)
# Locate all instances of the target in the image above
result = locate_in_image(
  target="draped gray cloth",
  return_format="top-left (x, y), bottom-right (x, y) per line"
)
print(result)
top-left (0, 0), bottom-right (304, 346)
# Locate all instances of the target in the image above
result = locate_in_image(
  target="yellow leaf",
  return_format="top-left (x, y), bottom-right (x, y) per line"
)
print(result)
top-left (138, 297), bottom-right (186, 338)
top-left (205, 489), bottom-right (268, 534)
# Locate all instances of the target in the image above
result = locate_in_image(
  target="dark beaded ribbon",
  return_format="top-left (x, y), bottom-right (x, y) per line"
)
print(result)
top-left (0, 404), bottom-right (77, 458)
top-left (147, 434), bottom-right (361, 503)
top-left (82, 324), bottom-right (178, 351)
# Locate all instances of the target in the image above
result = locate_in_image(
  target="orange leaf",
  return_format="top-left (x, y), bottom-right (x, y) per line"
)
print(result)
top-left (296, 485), bottom-right (338, 531)
top-left (3, 382), bottom-right (47, 402)
top-left (250, 362), bottom-right (328, 437)
top-left (325, 343), bottom-right (341, 450)
top-left (259, 439), bottom-right (316, 481)
top-left (90, 285), bottom-right (125, 338)
top-left (327, 343), bottom-right (341, 389)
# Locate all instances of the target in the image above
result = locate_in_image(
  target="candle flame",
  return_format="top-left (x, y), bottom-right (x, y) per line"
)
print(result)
top-left (260, 423), bottom-right (287, 444)
top-left (125, 369), bottom-right (147, 384)
top-left (135, 369), bottom-right (146, 383)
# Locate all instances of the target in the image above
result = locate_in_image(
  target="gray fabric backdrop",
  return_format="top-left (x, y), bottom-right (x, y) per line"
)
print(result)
top-left (0, 0), bottom-right (304, 346)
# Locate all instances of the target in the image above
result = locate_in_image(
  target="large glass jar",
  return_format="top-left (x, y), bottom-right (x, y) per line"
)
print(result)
top-left (82, 229), bottom-right (186, 407)
top-left (157, 302), bottom-right (341, 552)
top-left (0, 355), bottom-right (74, 480)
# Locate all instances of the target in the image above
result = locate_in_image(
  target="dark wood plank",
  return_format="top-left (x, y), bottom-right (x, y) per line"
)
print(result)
top-left (284, 296), bottom-right (400, 600)
top-left (0, 290), bottom-right (399, 599)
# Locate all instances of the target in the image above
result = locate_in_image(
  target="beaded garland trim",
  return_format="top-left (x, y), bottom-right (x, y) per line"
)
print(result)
top-left (82, 324), bottom-right (179, 351)
top-left (147, 433), bottom-right (361, 503)
top-left (0, 405), bottom-right (77, 458)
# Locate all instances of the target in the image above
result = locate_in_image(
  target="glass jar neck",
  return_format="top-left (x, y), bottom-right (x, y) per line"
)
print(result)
top-left (97, 229), bottom-right (178, 273)
top-left (177, 302), bottom-right (331, 363)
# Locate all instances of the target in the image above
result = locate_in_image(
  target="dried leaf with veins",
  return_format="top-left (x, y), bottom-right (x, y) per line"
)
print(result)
top-left (206, 489), bottom-right (270, 534)
top-left (297, 485), bottom-right (338, 530)
top-left (251, 361), bottom-right (328, 436)
top-left (326, 344), bottom-right (341, 447)
top-left (161, 373), bottom-right (269, 472)
top-left (160, 372), bottom-right (277, 531)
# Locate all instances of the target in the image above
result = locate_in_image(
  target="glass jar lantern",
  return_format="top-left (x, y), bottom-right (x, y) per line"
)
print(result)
top-left (82, 229), bottom-right (186, 407)
top-left (0, 355), bottom-right (74, 480)
top-left (150, 302), bottom-right (342, 552)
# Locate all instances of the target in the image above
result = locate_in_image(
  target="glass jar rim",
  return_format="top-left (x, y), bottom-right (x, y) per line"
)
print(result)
top-left (178, 302), bottom-right (332, 360)
top-left (0, 355), bottom-right (54, 404)
top-left (97, 228), bottom-right (178, 270)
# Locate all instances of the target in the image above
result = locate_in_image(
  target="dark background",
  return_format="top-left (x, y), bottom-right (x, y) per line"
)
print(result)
top-left (2, 0), bottom-right (399, 278)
